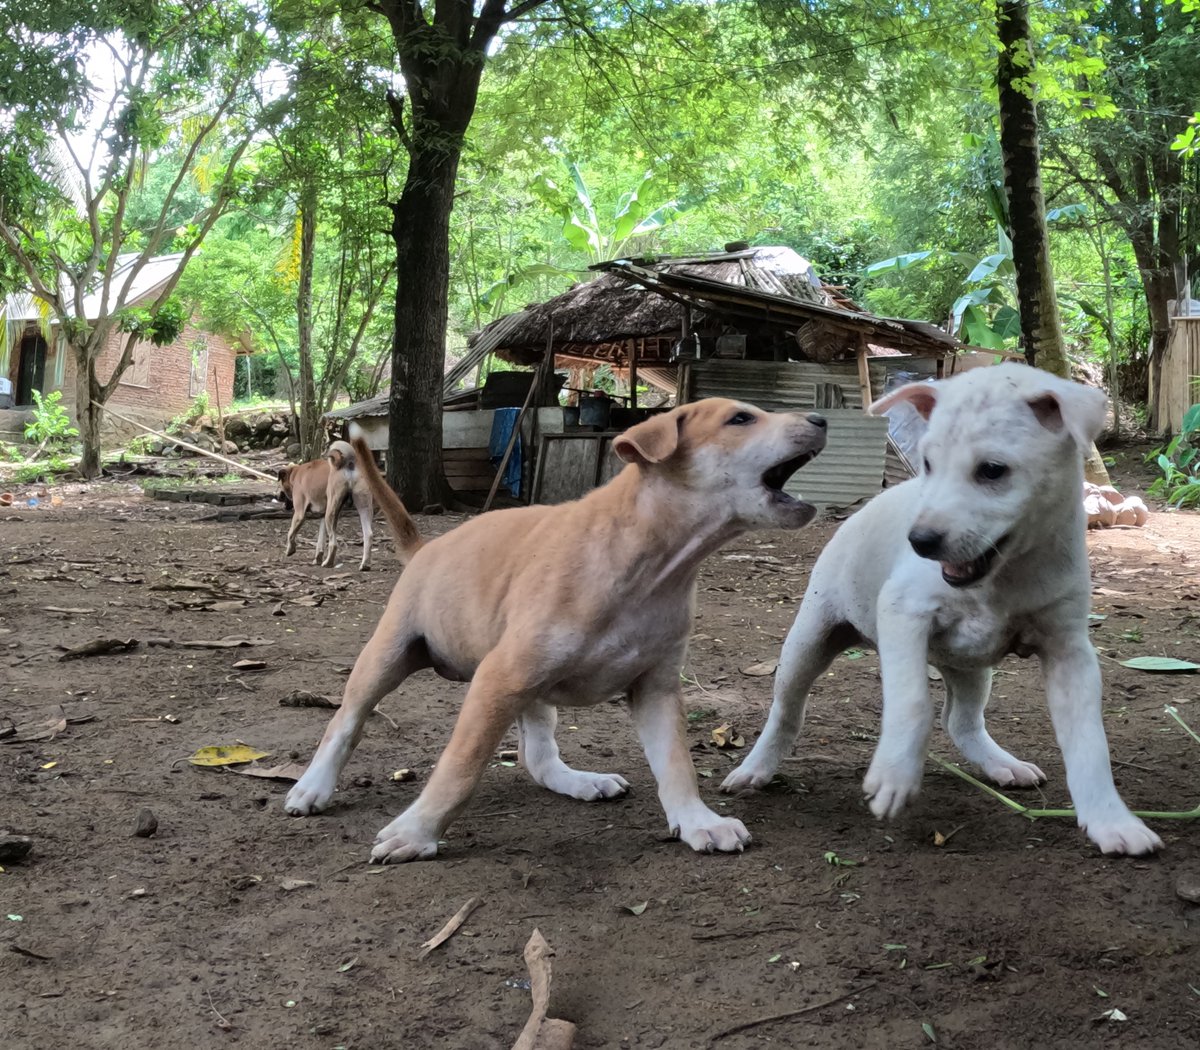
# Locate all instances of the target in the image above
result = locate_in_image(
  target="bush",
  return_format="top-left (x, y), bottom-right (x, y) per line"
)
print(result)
top-left (1147, 403), bottom-right (1200, 508)
top-left (23, 390), bottom-right (78, 450)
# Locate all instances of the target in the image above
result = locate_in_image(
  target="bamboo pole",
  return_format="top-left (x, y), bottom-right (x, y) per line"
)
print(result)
top-left (93, 401), bottom-right (277, 482)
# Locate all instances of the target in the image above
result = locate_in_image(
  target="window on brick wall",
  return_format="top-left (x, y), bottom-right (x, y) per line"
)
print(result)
top-left (120, 342), bottom-right (153, 388)
top-left (189, 337), bottom-right (209, 397)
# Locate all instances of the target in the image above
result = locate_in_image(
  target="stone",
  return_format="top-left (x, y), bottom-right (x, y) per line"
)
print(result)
top-left (221, 441), bottom-right (239, 456)
top-left (285, 442), bottom-right (302, 459)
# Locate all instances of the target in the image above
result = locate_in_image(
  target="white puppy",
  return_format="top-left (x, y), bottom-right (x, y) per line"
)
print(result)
top-left (723, 363), bottom-right (1162, 856)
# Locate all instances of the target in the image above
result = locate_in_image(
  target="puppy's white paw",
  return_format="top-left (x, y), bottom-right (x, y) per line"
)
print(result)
top-left (284, 769), bottom-right (336, 816)
top-left (1084, 813), bottom-right (1163, 856)
top-left (671, 810), bottom-right (752, 853)
top-left (863, 760), bottom-right (923, 819)
top-left (557, 770), bottom-right (630, 802)
top-left (983, 756), bottom-right (1046, 788)
top-left (720, 762), bottom-right (775, 794)
top-left (370, 814), bottom-right (440, 864)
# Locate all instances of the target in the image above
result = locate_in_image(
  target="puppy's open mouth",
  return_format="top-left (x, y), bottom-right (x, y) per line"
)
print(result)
top-left (939, 536), bottom-right (1008, 588)
top-left (761, 450), bottom-right (820, 503)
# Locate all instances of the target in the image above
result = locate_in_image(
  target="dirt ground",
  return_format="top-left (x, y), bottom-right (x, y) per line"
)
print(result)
top-left (2, 445), bottom-right (1199, 1049)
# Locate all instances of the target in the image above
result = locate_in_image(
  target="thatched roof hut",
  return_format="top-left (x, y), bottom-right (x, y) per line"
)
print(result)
top-left (468, 246), bottom-right (958, 379)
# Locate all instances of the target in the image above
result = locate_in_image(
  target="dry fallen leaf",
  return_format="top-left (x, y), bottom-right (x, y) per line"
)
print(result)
top-left (740, 660), bottom-right (778, 677)
top-left (58, 638), bottom-right (138, 661)
top-left (188, 745), bottom-right (270, 767)
top-left (178, 637), bottom-right (274, 649)
top-left (231, 659), bottom-right (267, 671)
top-left (391, 768), bottom-right (415, 782)
top-left (231, 761), bottom-right (307, 781)
top-left (279, 878), bottom-right (315, 892)
top-left (711, 723), bottom-right (746, 749)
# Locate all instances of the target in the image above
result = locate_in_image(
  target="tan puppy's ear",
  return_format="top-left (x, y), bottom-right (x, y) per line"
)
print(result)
top-left (869, 381), bottom-right (938, 420)
top-left (277, 467), bottom-right (291, 483)
top-left (1026, 379), bottom-right (1108, 451)
top-left (614, 411), bottom-right (682, 465)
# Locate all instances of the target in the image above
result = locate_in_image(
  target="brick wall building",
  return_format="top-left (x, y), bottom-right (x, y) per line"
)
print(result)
top-left (58, 321), bottom-right (238, 419)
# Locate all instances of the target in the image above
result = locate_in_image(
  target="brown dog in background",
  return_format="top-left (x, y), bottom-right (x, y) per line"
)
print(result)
top-left (284, 399), bottom-right (827, 863)
top-left (277, 440), bottom-right (374, 571)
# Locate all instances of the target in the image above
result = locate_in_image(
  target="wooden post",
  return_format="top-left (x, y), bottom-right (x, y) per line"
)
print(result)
top-left (628, 338), bottom-right (639, 410)
top-left (855, 336), bottom-right (873, 409)
top-left (482, 349), bottom-right (553, 513)
top-left (210, 364), bottom-right (226, 449)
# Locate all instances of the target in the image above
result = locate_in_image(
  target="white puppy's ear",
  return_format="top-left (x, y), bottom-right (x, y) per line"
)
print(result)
top-left (326, 447), bottom-right (346, 469)
top-left (614, 411), bottom-right (681, 465)
top-left (1026, 379), bottom-right (1108, 450)
top-left (868, 381), bottom-right (938, 420)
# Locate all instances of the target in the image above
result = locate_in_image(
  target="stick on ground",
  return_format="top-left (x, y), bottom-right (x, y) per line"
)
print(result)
top-left (418, 897), bottom-right (484, 960)
top-left (708, 981), bottom-right (877, 1044)
top-left (512, 928), bottom-right (575, 1050)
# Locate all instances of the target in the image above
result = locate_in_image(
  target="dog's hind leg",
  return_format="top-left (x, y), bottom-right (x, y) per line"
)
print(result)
top-left (284, 622), bottom-right (428, 818)
top-left (518, 702), bottom-right (629, 801)
top-left (320, 494), bottom-right (345, 568)
top-left (352, 489), bottom-right (373, 571)
top-left (940, 666), bottom-right (1046, 787)
top-left (721, 601), bottom-right (844, 793)
top-left (371, 649), bottom-right (531, 863)
top-left (285, 501), bottom-right (307, 558)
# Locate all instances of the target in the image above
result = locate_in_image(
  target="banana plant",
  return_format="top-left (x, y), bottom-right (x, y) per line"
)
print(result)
top-left (529, 158), bottom-right (698, 265)
top-left (864, 204), bottom-right (1086, 351)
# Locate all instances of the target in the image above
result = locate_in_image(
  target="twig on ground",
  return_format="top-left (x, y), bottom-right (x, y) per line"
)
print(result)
top-left (206, 987), bottom-right (232, 1030)
top-left (419, 897), bottom-right (484, 960)
top-left (708, 981), bottom-right (878, 1043)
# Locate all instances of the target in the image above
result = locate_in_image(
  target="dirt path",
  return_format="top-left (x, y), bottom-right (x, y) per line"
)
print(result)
top-left (2, 471), bottom-right (1198, 1049)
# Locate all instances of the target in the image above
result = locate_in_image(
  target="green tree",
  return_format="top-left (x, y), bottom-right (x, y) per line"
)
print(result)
top-left (0, 1), bottom-right (276, 476)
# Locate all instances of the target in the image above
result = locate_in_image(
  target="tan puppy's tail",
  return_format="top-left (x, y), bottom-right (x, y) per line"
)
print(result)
top-left (350, 436), bottom-right (424, 565)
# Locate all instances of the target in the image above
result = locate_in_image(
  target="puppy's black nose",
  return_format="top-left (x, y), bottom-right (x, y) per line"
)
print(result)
top-left (908, 527), bottom-right (945, 558)
top-left (806, 413), bottom-right (827, 428)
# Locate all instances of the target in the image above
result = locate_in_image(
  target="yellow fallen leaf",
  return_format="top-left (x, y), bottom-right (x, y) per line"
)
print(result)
top-left (188, 744), bottom-right (270, 767)
top-left (711, 724), bottom-right (746, 749)
top-left (40, 761), bottom-right (58, 770)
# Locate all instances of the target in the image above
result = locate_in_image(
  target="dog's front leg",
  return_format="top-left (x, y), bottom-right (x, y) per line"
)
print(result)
top-left (864, 604), bottom-right (935, 819)
top-left (371, 653), bottom-right (530, 863)
top-left (1041, 632), bottom-right (1162, 855)
top-left (631, 666), bottom-right (750, 853)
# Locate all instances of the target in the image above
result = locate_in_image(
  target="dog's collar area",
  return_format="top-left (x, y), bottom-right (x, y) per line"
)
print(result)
top-left (761, 451), bottom-right (818, 499)
top-left (939, 534), bottom-right (1009, 588)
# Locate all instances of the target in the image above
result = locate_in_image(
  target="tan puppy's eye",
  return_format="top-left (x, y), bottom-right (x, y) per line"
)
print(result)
top-left (726, 411), bottom-right (756, 426)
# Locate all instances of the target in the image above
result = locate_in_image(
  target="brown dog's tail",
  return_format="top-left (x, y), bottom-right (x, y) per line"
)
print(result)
top-left (350, 436), bottom-right (424, 565)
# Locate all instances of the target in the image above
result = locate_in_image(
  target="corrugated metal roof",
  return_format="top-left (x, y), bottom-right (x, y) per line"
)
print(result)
top-left (5, 253), bottom-right (185, 320)
top-left (685, 358), bottom-right (896, 411)
top-left (784, 409), bottom-right (890, 510)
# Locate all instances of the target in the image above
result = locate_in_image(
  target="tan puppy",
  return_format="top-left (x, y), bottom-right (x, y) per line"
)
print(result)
top-left (278, 440), bottom-right (374, 571)
top-left (284, 399), bottom-right (827, 863)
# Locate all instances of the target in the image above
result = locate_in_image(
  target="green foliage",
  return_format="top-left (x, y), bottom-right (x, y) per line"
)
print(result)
top-left (167, 393), bottom-right (211, 433)
top-left (23, 390), bottom-right (78, 449)
top-left (117, 298), bottom-right (188, 347)
top-left (11, 455), bottom-right (73, 483)
top-left (1147, 404), bottom-right (1200, 509)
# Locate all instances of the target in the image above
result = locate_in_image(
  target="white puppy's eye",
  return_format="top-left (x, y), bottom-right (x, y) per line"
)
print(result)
top-left (923, 457), bottom-right (932, 474)
top-left (976, 461), bottom-right (1009, 482)
top-left (726, 411), bottom-right (756, 426)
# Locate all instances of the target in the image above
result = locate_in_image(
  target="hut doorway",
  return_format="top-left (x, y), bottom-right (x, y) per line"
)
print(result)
top-left (15, 333), bottom-right (47, 406)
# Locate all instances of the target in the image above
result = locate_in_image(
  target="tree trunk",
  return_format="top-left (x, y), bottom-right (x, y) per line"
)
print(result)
top-left (296, 178), bottom-right (321, 460)
top-left (997, 1), bottom-right (1068, 379)
top-left (73, 343), bottom-right (103, 479)
top-left (997, 0), bottom-right (1110, 485)
top-left (386, 144), bottom-right (458, 508)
